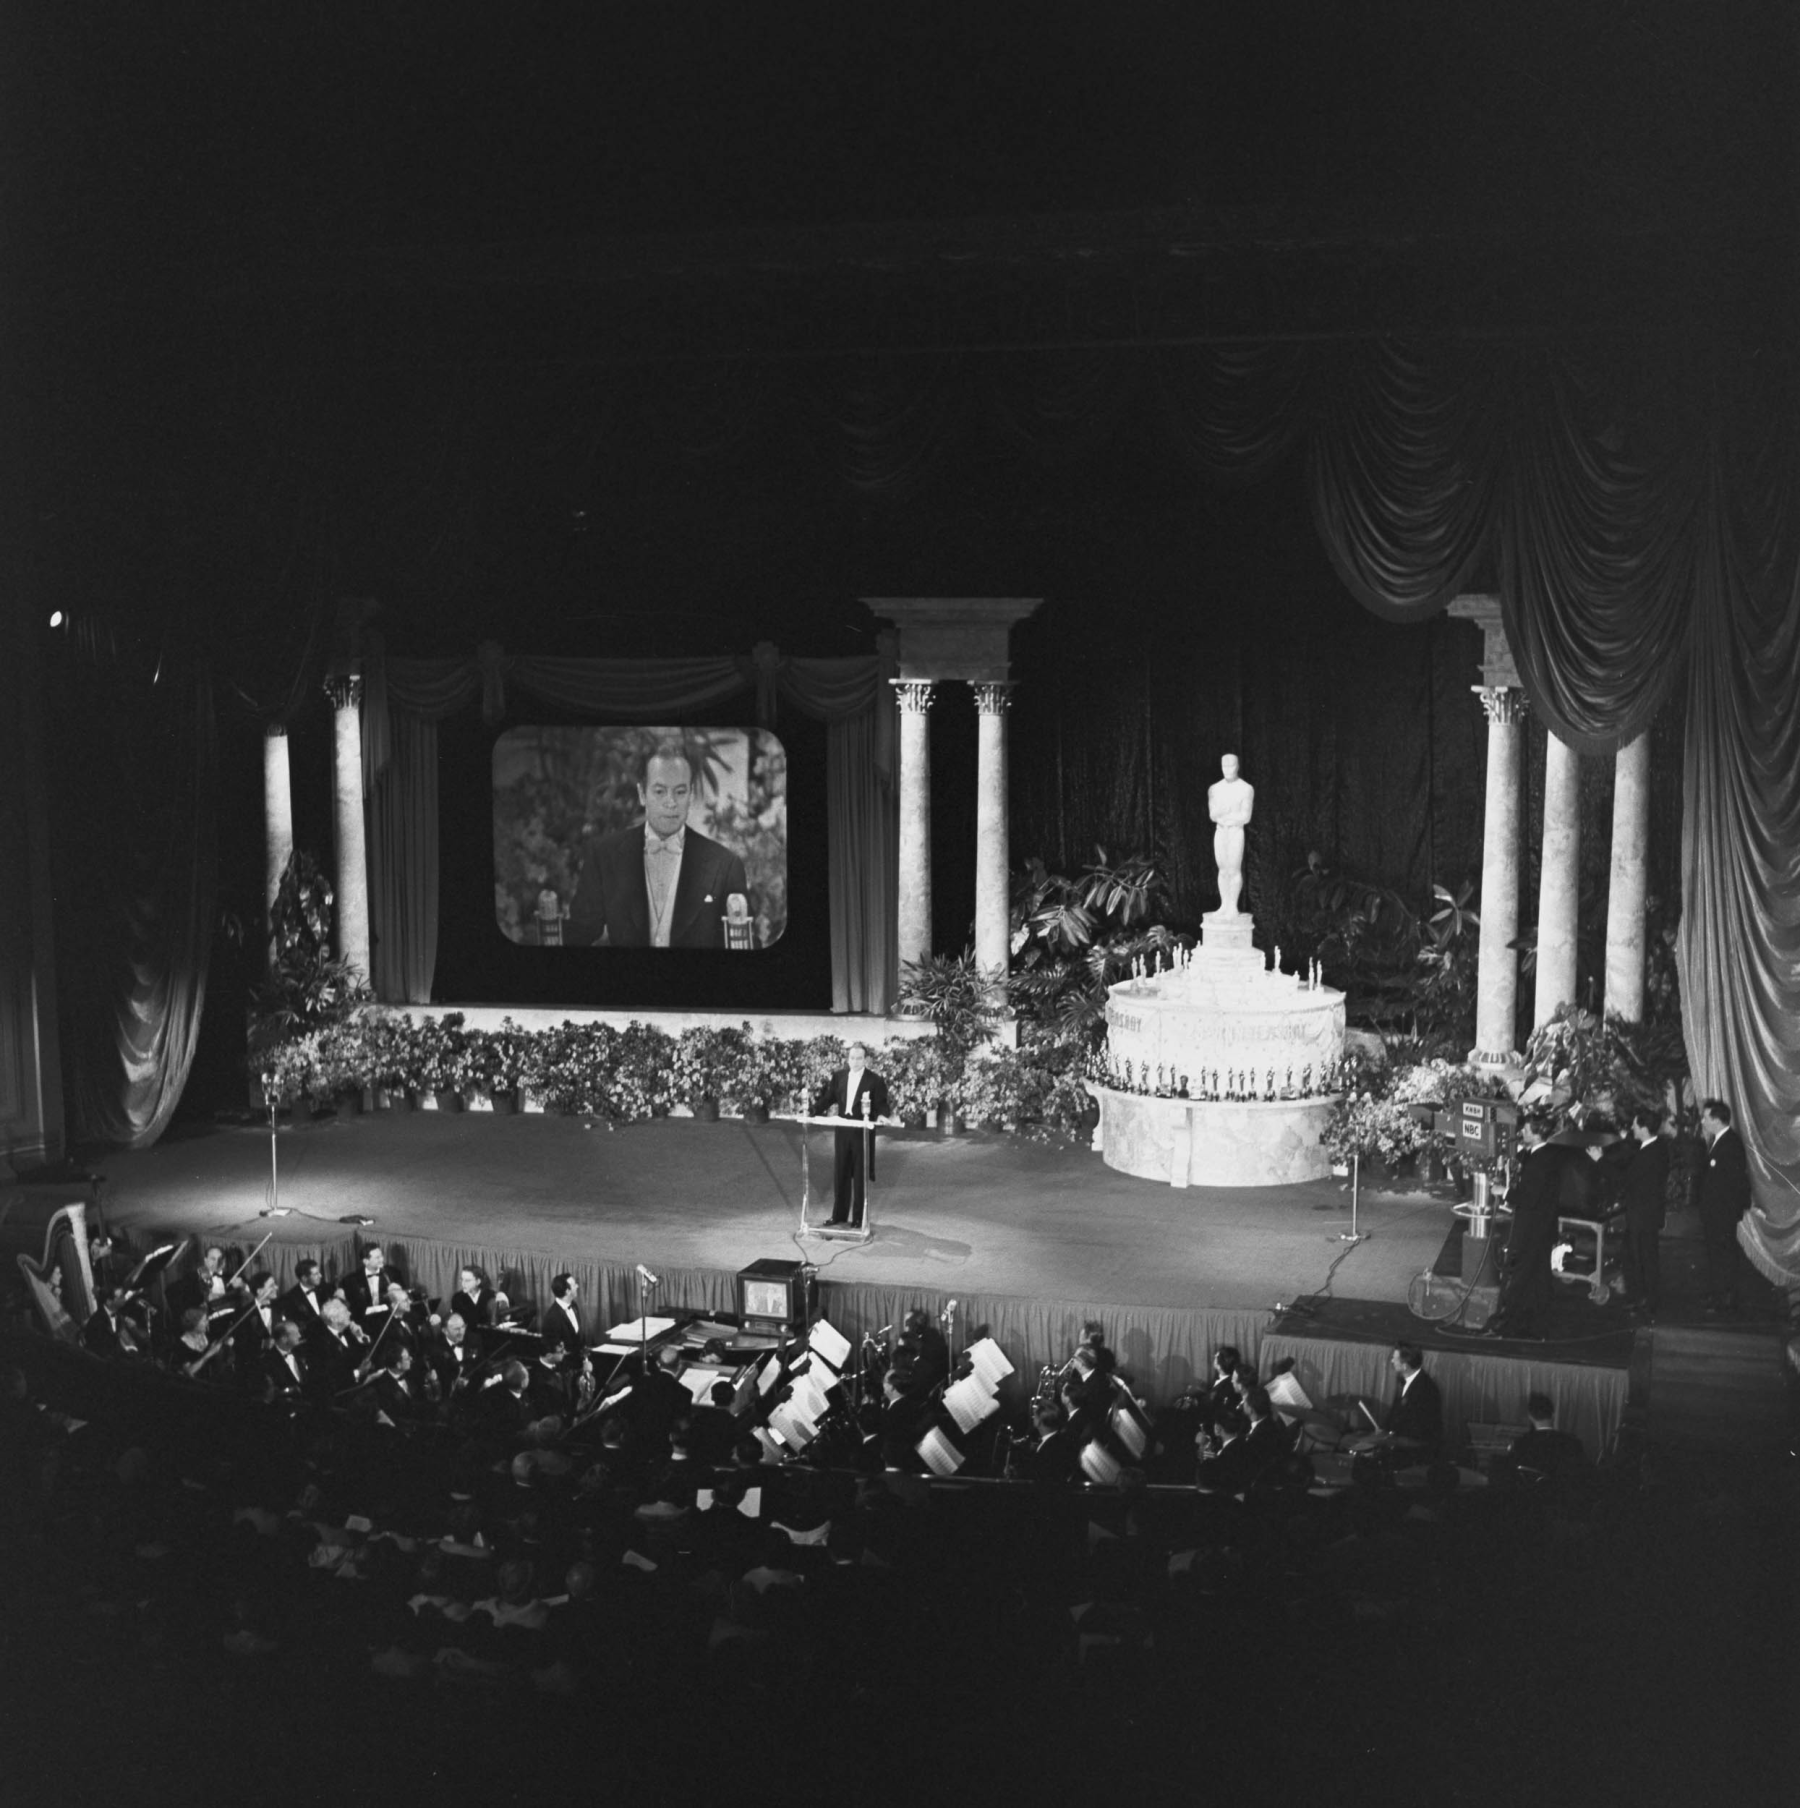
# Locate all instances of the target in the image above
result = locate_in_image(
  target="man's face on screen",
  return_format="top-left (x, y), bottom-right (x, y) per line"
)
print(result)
top-left (640, 756), bottom-right (694, 839)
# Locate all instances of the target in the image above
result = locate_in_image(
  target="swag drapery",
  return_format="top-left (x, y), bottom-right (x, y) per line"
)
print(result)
top-left (361, 642), bottom-right (899, 1015)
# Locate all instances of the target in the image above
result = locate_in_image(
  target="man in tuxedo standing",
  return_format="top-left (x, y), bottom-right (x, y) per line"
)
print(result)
top-left (1487, 1115), bottom-right (1587, 1340)
top-left (540, 1273), bottom-right (585, 1362)
top-left (812, 1042), bottom-right (890, 1227)
top-left (1696, 1098), bottom-right (1751, 1316)
top-left (1619, 1107), bottom-right (1673, 1320)
top-left (565, 746), bottom-right (749, 949)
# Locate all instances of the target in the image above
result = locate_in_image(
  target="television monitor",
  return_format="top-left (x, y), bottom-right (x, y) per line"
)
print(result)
top-left (736, 1258), bottom-right (811, 1332)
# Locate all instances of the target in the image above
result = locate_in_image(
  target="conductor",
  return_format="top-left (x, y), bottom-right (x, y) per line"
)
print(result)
top-left (812, 1042), bottom-right (889, 1227)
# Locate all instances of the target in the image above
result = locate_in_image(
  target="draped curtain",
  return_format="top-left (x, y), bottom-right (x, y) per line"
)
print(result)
top-left (63, 664), bottom-right (218, 1148)
top-left (1294, 339), bottom-right (1800, 1283)
top-left (361, 641), bottom-right (897, 1013)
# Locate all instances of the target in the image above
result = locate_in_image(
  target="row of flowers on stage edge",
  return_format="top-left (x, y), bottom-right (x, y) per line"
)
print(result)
top-left (255, 1013), bottom-right (1099, 1141)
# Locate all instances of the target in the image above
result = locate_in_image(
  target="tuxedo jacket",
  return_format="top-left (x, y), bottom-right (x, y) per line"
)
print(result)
top-left (341, 1269), bottom-right (398, 1327)
top-left (540, 1297), bottom-right (585, 1361)
top-left (431, 1330), bottom-right (487, 1395)
top-left (1507, 1143), bottom-right (1587, 1267)
top-left (1618, 1136), bottom-right (1673, 1231)
top-left (1697, 1128), bottom-right (1751, 1225)
top-left (307, 1326), bottom-right (363, 1400)
top-left (263, 1346), bottom-right (308, 1401)
top-left (566, 824), bottom-right (749, 950)
top-left (812, 1066), bottom-right (891, 1178)
top-left (233, 1305), bottom-right (280, 1368)
top-left (278, 1281), bottom-right (329, 1329)
top-left (1385, 1371), bottom-right (1443, 1451)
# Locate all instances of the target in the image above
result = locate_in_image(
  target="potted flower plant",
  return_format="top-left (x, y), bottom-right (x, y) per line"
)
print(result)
top-left (673, 1025), bottom-right (731, 1120)
top-left (413, 1012), bottom-right (470, 1112)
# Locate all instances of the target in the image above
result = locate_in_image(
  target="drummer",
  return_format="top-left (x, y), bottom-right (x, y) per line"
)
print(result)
top-left (1342, 1343), bottom-right (1443, 1464)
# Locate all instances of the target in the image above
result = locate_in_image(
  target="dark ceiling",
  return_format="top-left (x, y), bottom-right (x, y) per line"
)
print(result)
top-left (2, 3), bottom-right (1791, 673)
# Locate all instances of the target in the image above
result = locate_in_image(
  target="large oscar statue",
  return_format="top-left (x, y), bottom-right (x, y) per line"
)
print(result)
top-left (1207, 753), bottom-right (1255, 918)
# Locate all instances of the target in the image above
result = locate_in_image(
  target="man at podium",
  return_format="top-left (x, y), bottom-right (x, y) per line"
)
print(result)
top-left (812, 1042), bottom-right (890, 1227)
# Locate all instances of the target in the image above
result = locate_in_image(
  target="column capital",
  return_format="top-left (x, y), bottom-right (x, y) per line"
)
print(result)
top-left (970, 680), bottom-right (1015, 715)
top-left (891, 678), bottom-right (937, 715)
top-left (1447, 592), bottom-right (1521, 688)
top-left (1473, 685), bottom-right (1527, 726)
top-left (263, 721), bottom-right (289, 738)
top-left (324, 671), bottom-right (364, 711)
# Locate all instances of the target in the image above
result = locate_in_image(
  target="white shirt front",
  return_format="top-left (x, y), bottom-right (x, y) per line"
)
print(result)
top-left (644, 828), bottom-right (686, 948)
top-left (845, 1067), bottom-right (865, 1112)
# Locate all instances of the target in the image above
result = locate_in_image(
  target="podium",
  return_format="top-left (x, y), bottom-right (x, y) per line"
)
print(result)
top-left (792, 1111), bottom-right (896, 1243)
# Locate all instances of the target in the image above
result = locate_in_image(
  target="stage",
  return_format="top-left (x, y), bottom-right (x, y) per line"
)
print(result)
top-left (26, 1106), bottom-right (1631, 1455)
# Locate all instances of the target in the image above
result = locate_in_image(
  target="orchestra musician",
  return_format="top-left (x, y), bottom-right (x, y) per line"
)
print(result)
top-left (309, 1298), bottom-right (367, 1400)
top-left (897, 1306), bottom-right (949, 1394)
top-left (172, 1306), bottom-right (223, 1380)
top-left (82, 1284), bottom-right (148, 1360)
top-left (231, 1272), bottom-right (282, 1376)
top-left (341, 1245), bottom-right (398, 1330)
top-left (262, 1320), bottom-right (309, 1404)
top-left (452, 1266), bottom-right (500, 1329)
top-left (540, 1273), bottom-right (585, 1362)
top-left (372, 1344), bottom-right (427, 1425)
top-left (278, 1258), bottom-right (331, 1330)
top-left (166, 1243), bottom-right (232, 1323)
top-left (1018, 1401), bottom-right (1080, 1484)
top-left (429, 1310), bottom-right (485, 1404)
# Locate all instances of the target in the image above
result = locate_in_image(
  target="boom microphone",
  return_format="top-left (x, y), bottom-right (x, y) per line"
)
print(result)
top-left (636, 1263), bottom-right (661, 1286)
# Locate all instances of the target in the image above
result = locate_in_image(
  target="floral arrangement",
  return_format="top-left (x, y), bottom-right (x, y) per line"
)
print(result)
top-left (1323, 1088), bottom-right (1433, 1170)
top-left (253, 1014), bottom-right (1099, 1142)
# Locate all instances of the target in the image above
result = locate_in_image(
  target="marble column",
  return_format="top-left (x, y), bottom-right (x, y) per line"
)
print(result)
top-left (1472, 687), bottom-right (1527, 1066)
top-left (1534, 731), bottom-right (1581, 1030)
top-left (1604, 730), bottom-right (1651, 1023)
top-left (892, 680), bottom-right (936, 976)
top-left (262, 725), bottom-right (294, 967)
top-left (326, 674), bottom-right (370, 985)
top-left (972, 682), bottom-right (1014, 982)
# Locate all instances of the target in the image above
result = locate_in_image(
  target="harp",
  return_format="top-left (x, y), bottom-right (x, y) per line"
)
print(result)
top-left (15, 1201), bottom-right (98, 1344)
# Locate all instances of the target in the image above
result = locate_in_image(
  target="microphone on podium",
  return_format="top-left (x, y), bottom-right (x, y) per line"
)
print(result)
top-left (723, 892), bottom-right (754, 950)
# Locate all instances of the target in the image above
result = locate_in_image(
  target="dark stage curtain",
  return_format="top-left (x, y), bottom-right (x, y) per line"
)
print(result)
top-left (1298, 340), bottom-right (1800, 1280)
top-left (59, 664), bottom-right (218, 1147)
top-left (362, 643), bottom-right (898, 1014)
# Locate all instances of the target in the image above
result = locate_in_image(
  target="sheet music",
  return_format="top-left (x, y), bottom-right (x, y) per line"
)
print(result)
top-left (753, 1427), bottom-right (784, 1463)
top-left (1265, 1371), bottom-right (1312, 1414)
top-left (605, 1316), bottom-right (677, 1342)
top-left (807, 1319), bottom-right (851, 1370)
top-left (768, 1402), bottom-right (817, 1448)
top-left (680, 1367), bottom-right (724, 1403)
top-left (593, 1342), bottom-right (638, 1356)
top-left (1079, 1440), bottom-right (1122, 1486)
top-left (915, 1427), bottom-right (965, 1477)
top-left (789, 1371), bottom-right (832, 1425)
top-left (756, 1355), bottom-right (782, 1396)
top-left (943, 1376), bottom-right (1001, 1434)
top-left (1109, 1405), bottom-right (1147, 1458)
top-left (964, 1337), bottom-right (1014, 1388)
top-left (738, 1486), bottom-right (762, 1519)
